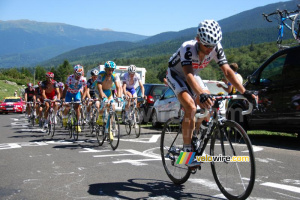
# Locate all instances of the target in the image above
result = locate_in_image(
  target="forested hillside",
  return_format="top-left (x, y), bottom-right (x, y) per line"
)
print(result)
top-left (0, 39), bottom-right (293, 85)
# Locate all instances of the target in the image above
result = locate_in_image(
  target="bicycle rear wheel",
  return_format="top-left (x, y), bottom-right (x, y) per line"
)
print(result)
top-left (160, 117), bottom-right (191, 185)
top-left (292, 13), bottom-right (300, 42)
top-left (210, 120), bottom-right (255, 200)
top-left (109, 113), bottom-right (120, 150)
top-left (134, 108), bottom-right (141, 138)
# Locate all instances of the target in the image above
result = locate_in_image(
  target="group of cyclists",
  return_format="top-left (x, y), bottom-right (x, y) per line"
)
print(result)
top-left (23, 19), bottom-right (256, 163)
top-left (24, 61), bottom-right (146, 133)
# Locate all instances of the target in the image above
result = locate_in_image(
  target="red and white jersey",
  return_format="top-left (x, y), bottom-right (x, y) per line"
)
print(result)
top-left (168, 40), bottom-right (228, 80)
top-left (65, 74), bottom-right (87, 94)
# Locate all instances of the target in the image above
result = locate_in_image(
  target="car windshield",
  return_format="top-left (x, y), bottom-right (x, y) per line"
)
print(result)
top-left (206, 82), bottom-right (228, 95)
top-left (4, 99), bottom-right (20, 103)
top-left (151, 86), bottom-right (168, 98)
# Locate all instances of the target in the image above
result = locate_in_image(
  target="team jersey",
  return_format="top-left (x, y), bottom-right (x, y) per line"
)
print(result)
top-left (87, 78), bottom-right (97, 96)
top-left (122, 72), bottom-right (141, 89)
top-left (96, 71), bottom-right (120, 90)
top-left (168, 40), bottom-right (228, 80)
top-left (25, 88), bottom-right (35, 99)
top-left (34, 87), bottom-right (42, 98)
top-left (41, 80), bottom-right (59, 99)
top-left (66, 74), bottom-right (87, 94)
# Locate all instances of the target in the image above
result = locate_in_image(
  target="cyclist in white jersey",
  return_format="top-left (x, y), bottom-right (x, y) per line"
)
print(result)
top-left (122, 65), bottom-right (146, 120)
top-left (166, 20), bottom-right (255, 160)
top-left (62, 65), bottom-right (87, 132)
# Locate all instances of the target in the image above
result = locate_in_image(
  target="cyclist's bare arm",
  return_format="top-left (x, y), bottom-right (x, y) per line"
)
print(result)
top-left (122, 82), bottom-right (127, 98)
top-left (62, 85), bottom-right (68, 99)
top-left (42, 88), bottom-right (47, 100)
top-left (115, 80), bottom-right (122, 98)
top-left (220, 64), bottom-right (246, 94)
top-left (183, 65), bottom-right (213, 108)
top-left (138, 80), bottom-right (145, 98)
top-left (86, 88), bottom-right (91, 99)
top-left (55, 87), bottom-right (60, 100)
top-left (81, 85), bottom-right (87, 100)
top-left (97, 83), bottom-right (107, 99)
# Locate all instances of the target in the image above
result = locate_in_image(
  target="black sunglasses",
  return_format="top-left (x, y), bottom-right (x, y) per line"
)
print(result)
top-left (203, 44), bottom-right (216, 49)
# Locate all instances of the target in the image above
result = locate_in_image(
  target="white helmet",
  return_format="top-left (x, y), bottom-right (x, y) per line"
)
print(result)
top-left (197, 20), bottom-right (222, 46)
top-left (91, 69), bottom-right (99, 76)
top-left (128, 65), bottom-right (136, 73)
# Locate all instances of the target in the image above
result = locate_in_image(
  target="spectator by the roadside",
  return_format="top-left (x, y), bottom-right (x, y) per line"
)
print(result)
top-left (217, 63), bottom-right (243, 94)
top-left (14, 90), bottom-right (18, 97)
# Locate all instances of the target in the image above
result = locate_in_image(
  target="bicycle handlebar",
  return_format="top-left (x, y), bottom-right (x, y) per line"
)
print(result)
top-left (263, 8), bottom-right (300, 22)
top-left (195, 94), bottom-right (255, 119)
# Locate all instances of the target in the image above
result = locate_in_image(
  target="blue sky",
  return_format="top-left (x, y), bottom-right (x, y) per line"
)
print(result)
top-left (0, 0), bottom-right (292, 36)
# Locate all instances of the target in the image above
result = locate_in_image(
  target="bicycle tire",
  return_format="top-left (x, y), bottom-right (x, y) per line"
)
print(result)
top-left (292, 12), bottom-right (300, 42)
top-left (67, 114), bottom-right (73, 139)
top-left (49, 111), bottom-right (55, 138)
top-left (210, 120), bottom-right (255, 200)
top-left (125, 121), bottom-right (131, 135)
top-left (89, 108), bottom-right (98, 135)
top-left (134, 108), bottom-right (141, 138)
top-left (96, 124), bottom-right (106, 146)
top-left (72, 116), bottom-right (79, 141)
top-left (160, 117), bottom-right (191, 185)
top-left (109, 112), bottom-right (120, 150)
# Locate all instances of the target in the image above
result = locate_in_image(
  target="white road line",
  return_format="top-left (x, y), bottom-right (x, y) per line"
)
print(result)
top-left (113, 158), bottom-right (160, 164)
top-left (261, 182), bottom-right (300, 193)
top-left (94, 153), bottom-right (134, 158)
top-left (274, 191), bottom-right (300, 199)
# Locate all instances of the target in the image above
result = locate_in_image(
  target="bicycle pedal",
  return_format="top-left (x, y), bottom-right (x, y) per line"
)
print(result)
top-left (190, 168), bottom-right (197, 174)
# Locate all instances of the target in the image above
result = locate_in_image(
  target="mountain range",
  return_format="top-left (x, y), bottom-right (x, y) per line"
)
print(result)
top-left (0, 0), bottom-right (299, 68)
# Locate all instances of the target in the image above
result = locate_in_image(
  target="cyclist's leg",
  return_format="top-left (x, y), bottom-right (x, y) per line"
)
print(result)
top-left (166, 68), bottom-right (196, 151)
top-left (125, 90), bottom-right (133, 120)
top-left (43, 101), bottom-right (50, 128)
top-left (62, 92), bottom-right (73, 127)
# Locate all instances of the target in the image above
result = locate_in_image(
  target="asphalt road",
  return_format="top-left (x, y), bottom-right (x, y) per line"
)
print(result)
top-left (0, 113), bottom-right (300, 200)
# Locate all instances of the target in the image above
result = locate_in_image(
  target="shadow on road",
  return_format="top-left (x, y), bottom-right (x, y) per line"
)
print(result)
top-left (88, 178), bottom-right (224, 200)
top-left (248, 134), bottom-right (300, 151)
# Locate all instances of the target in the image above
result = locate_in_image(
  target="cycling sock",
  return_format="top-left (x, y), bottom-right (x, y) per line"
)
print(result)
top-left (183, 144), bottom-right (192, 152)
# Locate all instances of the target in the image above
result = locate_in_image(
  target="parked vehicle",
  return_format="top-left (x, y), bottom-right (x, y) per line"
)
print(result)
top-left (0, 97), bottom-right (26, 114)
top-left (136, 84), bottom-right (169, 123)
top-left (152, 80), bottom-right (227, 127)
top-left (227, 45), bottom-right (300, 136)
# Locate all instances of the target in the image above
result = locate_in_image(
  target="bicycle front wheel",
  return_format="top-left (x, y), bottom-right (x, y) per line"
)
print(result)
top-left (134, 108), bottom-right (141, 138)
top-left (96, 124), bottom-right (105, 146)
top-left (109, 113), bottom-right (120, 150)
top-left (125, 120), bottom-right (131, 135)
top-left (49, 111), bottom-right (55, 138)
top-left (72, 117), bottom-right (79, 141)
top-left (210, 120), bottom-right (255, 200)
top-left (292, 12), bottom-right (300, 42)
top-left (160, 117), bottom-right (191, 185)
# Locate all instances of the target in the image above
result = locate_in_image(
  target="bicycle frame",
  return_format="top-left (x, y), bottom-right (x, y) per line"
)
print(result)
top-left (263, 8), bottom-right (300, 45)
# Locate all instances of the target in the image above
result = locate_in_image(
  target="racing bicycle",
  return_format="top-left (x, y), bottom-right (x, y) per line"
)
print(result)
top-left (96, 98), bottom-right (121, 150)
top-left (44, 99), bottom-right (61, 138)
top-left (65, 100), bottom-right (81, 140)
top-left (26, 102), bottom-right (36, 127)
top-left (263, 5), bottom-right (300, 47)
top-left (124, 97), bottom-right (142, 138)
top-left (160, 94), bottom-right (256, 200)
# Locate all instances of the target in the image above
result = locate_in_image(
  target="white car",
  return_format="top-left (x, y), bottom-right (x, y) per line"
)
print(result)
top-left (151, 80), bottom-right (228, 127)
